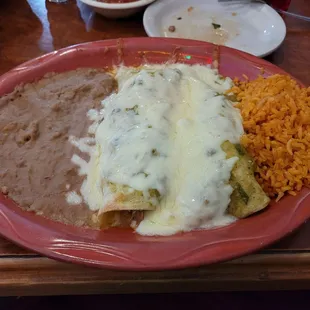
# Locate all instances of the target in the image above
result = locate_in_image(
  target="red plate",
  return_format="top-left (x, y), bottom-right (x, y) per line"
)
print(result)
top-left (0, 38), bottom-right (309, 271)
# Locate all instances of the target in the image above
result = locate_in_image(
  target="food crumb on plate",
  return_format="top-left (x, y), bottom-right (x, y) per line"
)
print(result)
top-left (212, 23), bottom-right (221, 29)
top-left (1, 186), bottom-right (8, 195)
top-left (168, 25), bottom-right (176, 32)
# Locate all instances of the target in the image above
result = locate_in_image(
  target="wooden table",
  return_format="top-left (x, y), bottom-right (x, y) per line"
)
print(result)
top-left (0, 0), bottom-right (310, 296)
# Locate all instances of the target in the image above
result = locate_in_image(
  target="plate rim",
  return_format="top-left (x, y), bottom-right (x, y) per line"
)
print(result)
top-left (0, 37), bottom-right (308, 271)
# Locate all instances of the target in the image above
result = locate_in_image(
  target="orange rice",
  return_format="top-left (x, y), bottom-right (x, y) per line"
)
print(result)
top-left (229, 74), bottom-right (310, 200)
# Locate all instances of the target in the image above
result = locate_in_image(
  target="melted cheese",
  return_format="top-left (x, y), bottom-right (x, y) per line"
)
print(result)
top-left (65, 191), bottom-right (82, 205)
top-left (70, 64), bottom-right (244, 235)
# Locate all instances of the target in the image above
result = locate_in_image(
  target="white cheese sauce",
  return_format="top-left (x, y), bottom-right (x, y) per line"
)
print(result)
top-left (97, 68), bottom-right (183, 194)
top-left (65, 191), bottom-right (83, 205)
top-left (69, 64), bottom-right (244, 235)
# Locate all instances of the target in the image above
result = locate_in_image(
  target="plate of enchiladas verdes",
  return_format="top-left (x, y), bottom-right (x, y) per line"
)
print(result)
top-left (0, 38), bottom-right (309, 270)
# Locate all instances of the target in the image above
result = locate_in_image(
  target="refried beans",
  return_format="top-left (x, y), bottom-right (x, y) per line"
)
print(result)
top-left (0, 68), bottom-right (116, 227)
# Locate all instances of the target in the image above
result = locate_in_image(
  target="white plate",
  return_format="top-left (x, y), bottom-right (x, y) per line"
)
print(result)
top-left (143, 0), bottom-right (286, 57)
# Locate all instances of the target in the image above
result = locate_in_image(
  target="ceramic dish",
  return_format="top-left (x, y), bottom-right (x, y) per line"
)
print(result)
top-left (0, 38), bottom-right (309, 271)
top-left (80, 0), bottom-right (156, 19)
top-left (143, 0), bottom-right (286, 57)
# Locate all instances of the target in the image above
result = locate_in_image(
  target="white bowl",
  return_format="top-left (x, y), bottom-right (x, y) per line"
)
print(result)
top-left (80, 0), bottom-right (157, 19)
